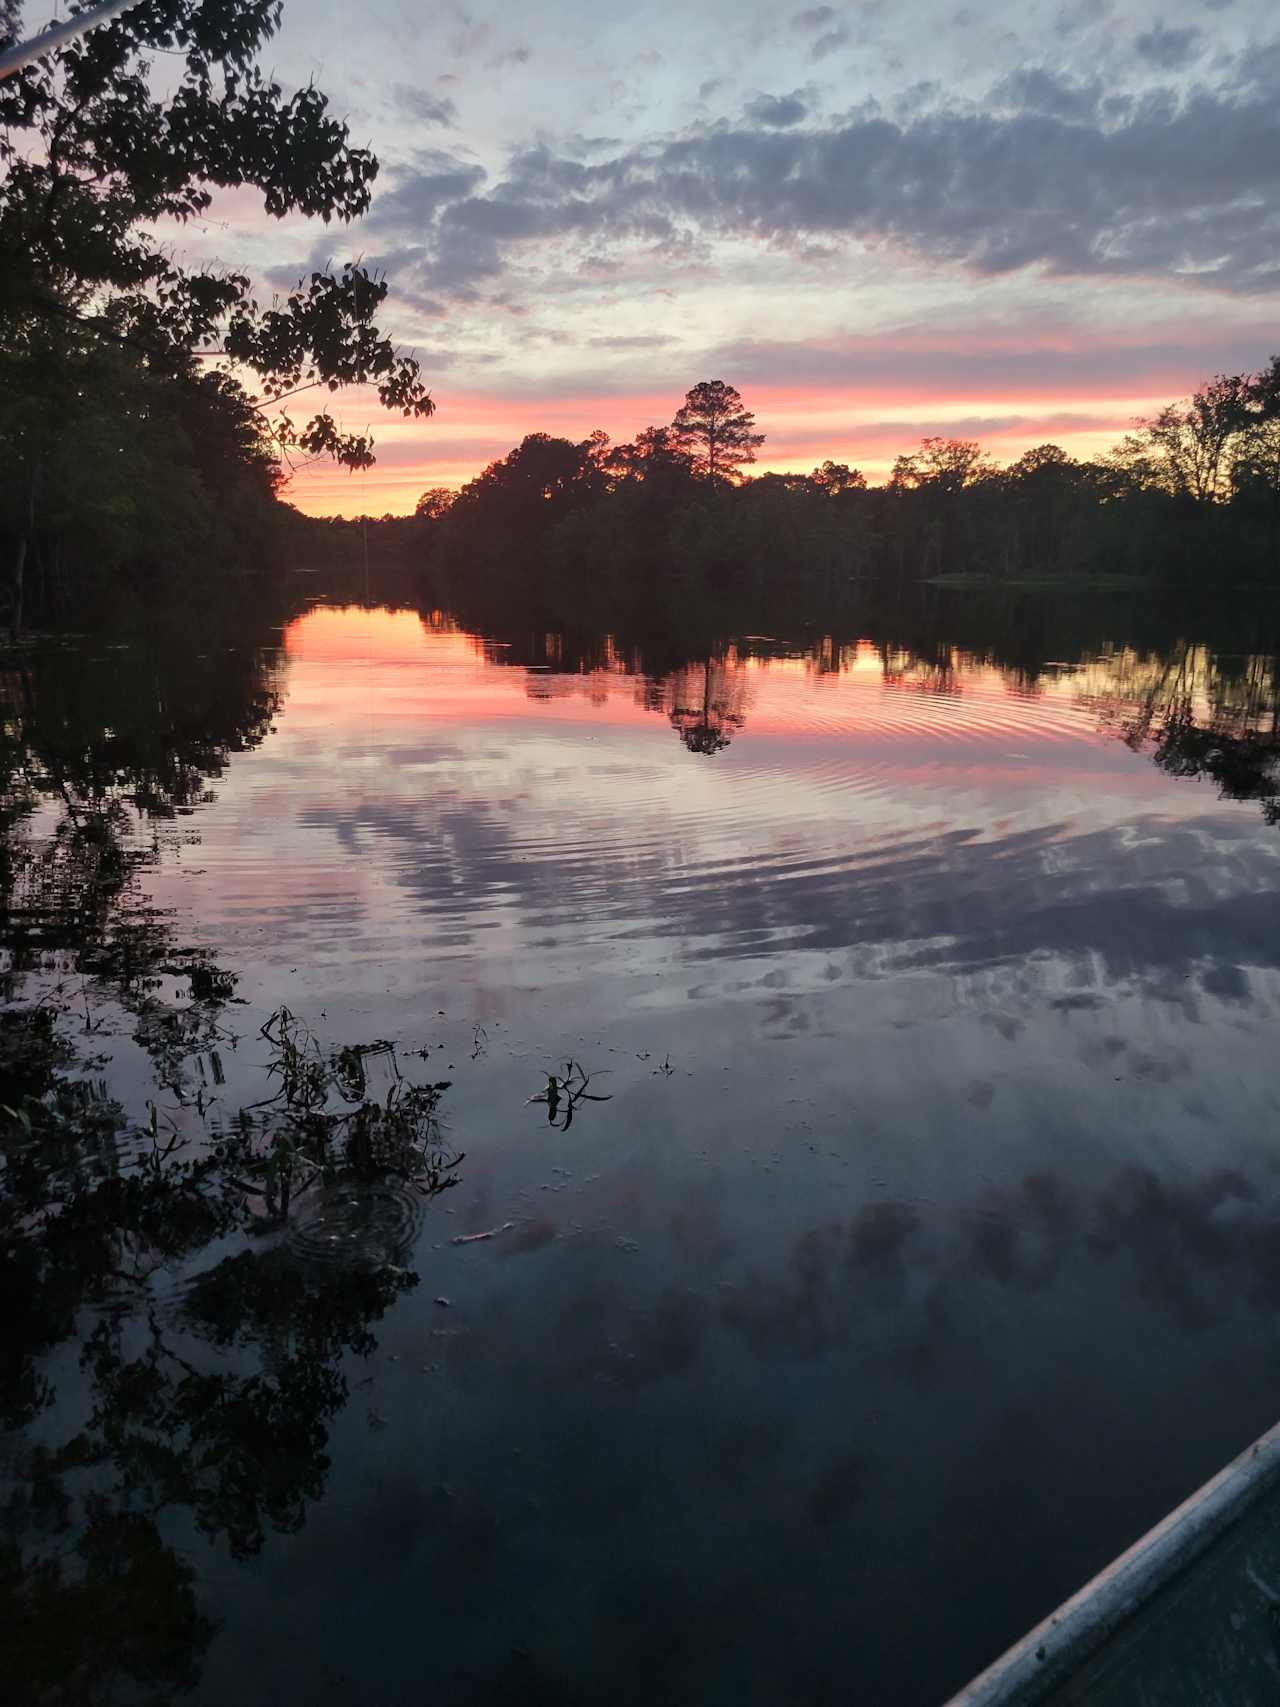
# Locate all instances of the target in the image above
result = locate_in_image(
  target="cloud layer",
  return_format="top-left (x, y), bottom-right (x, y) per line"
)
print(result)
top-left (247, 2), bottom-right (1280, 511)
top-left (368, 63), bottom-right (1280, 297)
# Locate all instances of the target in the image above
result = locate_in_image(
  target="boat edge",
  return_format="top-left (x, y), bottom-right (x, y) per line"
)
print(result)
top-left (942, 1417), bottom-right (1280, 1707)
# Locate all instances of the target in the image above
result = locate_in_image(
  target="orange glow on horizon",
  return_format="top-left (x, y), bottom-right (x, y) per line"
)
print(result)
top-left (281, 378), bottom-right (1182, 518)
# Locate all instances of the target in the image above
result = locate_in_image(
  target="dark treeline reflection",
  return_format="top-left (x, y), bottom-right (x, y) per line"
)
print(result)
top-left (1, 602), bottom-right (287, 988)
top-left (0, 592), bottom-right (457, 1705)
top-left (415, 579), bottom-right (1280, 820)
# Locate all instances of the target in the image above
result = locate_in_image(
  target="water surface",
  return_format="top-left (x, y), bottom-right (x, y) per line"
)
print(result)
top-left (6, 595), bottom-right (1280, 1706)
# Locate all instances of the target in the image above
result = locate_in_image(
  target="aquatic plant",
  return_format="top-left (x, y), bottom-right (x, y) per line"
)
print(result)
top-left (527, 1059), bottom-right (612, 1130)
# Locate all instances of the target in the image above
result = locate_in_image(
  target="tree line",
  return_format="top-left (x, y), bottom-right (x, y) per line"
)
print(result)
top-left (5, 0), bottom-right (1280, 636)
top-left (410, 367), bottom-right (1280, 629)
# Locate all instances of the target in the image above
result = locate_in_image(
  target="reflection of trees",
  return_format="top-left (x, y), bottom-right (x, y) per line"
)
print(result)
top-left (1151, 712), bottom-right (1280, 824)
top-left (0, 608), bottom-right (458, 1704)
top-left (878, 642), bottom-right (962, 697)
top-left (1085, 644), bottom-right (1280, 825)
top-left (1, 999), bottom-right (455, 1705)
top-left (0, 619), bottom-right (287, 989)
top-left (417, 593), bottom-right (1280, 819)
top-left (664, 656), bottom-right (751, 755)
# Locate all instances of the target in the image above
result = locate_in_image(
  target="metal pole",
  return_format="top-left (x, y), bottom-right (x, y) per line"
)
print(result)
top-left (0, 0), bottom-right (138, 80)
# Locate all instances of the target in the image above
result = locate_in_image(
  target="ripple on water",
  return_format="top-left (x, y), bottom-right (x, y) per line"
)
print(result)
top-left (146, 646), bottom-right (1106, 969)
top-left (285, 1181), bottom-right (424, 1270)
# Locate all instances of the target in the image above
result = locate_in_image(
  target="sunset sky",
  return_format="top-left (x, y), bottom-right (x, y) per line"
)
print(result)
top-left (171, 0), bottom-right (1280, 514)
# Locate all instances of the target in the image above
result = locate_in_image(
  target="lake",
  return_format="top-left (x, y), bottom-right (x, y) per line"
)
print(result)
top-left (5, 588), bottom-right (1280, 1706)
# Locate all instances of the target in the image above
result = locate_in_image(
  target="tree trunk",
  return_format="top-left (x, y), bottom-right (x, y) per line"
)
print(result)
top-left (11, 457), bottom-right (41, 641)
top-left (10, 534), bottom-right (27, 642)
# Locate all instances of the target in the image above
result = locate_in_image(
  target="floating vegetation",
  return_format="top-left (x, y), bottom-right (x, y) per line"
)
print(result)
top-left (527, 1059), bottom-right (612, 1130)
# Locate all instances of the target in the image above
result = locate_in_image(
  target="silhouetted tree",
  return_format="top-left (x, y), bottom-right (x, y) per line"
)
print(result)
top-left (889, 437), bottom-right (993, 495)
top-left (670, 381), bottom-right (765, 490)
top-left (1228, 359), bottom-right (1280, 573)
top-left (0, 0), bottom-right (437, 622)
top-left (604, 426), bottom-right (697, 494)
top-left (415, 487), bottom-right (455, 521)
top-left (811, 461), bottom-right (866, 494)
top-left (414, 349), bottom-right (1280, 604)
top-left (1118, 375), bottom-right (1252, 503)
top-left (1, 0), bottom-right (433, 469)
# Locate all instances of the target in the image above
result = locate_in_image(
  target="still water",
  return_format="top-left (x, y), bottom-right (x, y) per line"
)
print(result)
top-left (6, 596), bottom-right (1280, 1705)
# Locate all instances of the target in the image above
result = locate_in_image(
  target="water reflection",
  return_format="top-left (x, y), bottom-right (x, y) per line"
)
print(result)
top-left (255, 610), bottom-right (1280, 1053)
top-left (1086, 641), bottom-right (1280, 824)
top-left (1, 996), bottom-right (460, 1700)
top-left (665, 655), bottom-right (751, 754)
top-left (6, 588), bottom-right (1280, 1706)
top-left (0, 618), bottom-right (286, 992)
top-left (718, 1162), bottom-right (1280, 1369)
top-left (413, 605), bottom-right (1280, 827)
top-left (0, 603), bottom-right (465, 1705)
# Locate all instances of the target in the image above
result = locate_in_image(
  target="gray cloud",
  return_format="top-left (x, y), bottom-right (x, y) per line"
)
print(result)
top-left (989, 67), bottom-right (1101, 121)
top-left (366, 65), bottom-right (1280, 299)
top-left (1055, 0), bottom-right (1110, 34)
top-left (1135, 22), bottom-right (1202, 69)
top-left (792, 5), bottom-right (838, 30)
top-left (367, 147), bottom-right (488, 236)
top-left (694, 331), bottom-right (1275, 396)
top-left (743, 91), bottom-right (811, 127)
top-left (391, 84), bottom-right (458, 128)
top-left (810, 26), bottom-right (850, 60)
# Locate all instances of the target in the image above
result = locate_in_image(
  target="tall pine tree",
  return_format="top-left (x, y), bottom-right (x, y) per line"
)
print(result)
top-left (670, 380), bottom-right (764, 490)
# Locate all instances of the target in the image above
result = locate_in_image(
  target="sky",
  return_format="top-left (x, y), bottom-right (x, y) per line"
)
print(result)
top-left (162, 0), bottom-right (1280, 513)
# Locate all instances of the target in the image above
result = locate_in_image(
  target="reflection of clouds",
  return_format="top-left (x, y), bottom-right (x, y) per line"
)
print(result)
top-left (720, 1202), bottom-right (933, 1364)
top-left (715, 1164), bottom-right (1280, 1378)
top-left (669, 1187), bottom-right (736, 1263)
top-left (195, 612), bottom-right (1280, 1060)
top-left (526, 1281), bottom-right (712, 1393)
top-left (722, 1224), bottom-right (853, 1360)
top-left (807, 1454), bottom-right (866, 1529)
top-left (255, 1153), bottom-right (1280, 1707)
top-left (963, 1173), bottom-right (1077, 1292)
top-left (1088, 1166), bottom-right (1266, 1332)
top-left (298, 784), bottom-right (1280, 1013)
top-left (848, 1201), bottom-right (920, 1302)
